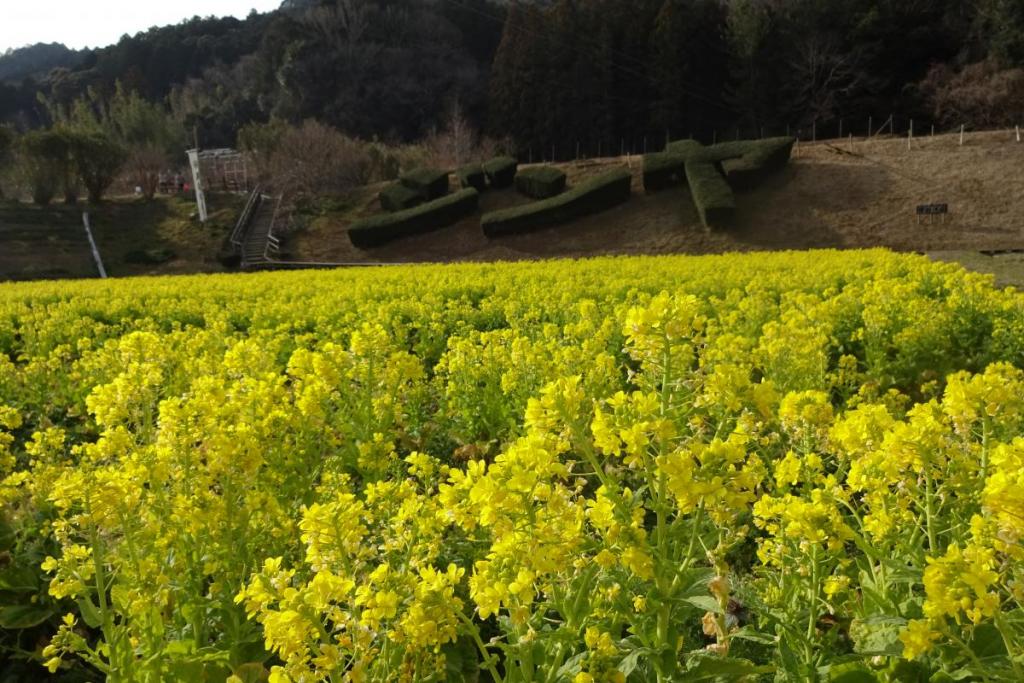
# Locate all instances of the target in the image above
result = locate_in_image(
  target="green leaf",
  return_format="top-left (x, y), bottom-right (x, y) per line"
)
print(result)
top-left (729, 626), bottom-right (777, 645)
top-left (0, 602), bottom-right (56, 629)
top-left (231, 663), bottom-right (269, 683)
top-left (968, 623), bottom-right (1007, 659)
top-left (849, 616), bottom-right (905, 656)
top-left (0, 564), bottom-right (41, 592)
top-left (684, 595), bottom-right (722, 614)
top-left (827, 662), bottom-right (879, 683)
top-left (888, 659), bottom-right (932, 683)
top-left (680, 654), bottom-right (774, 680)
top-left (164, 640), bottom-right (196, 656)
top-left (618, 648), bottom-right (654, 676)
top-left (77, 596), bottom-right (103, 628)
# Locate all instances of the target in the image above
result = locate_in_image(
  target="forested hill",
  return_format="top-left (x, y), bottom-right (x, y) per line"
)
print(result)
top-left (1, 0), bottom-right (1023, 152)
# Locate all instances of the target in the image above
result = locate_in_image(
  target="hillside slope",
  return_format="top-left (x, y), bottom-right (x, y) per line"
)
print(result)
top-left (292, 130), bottom-right (1024, 264)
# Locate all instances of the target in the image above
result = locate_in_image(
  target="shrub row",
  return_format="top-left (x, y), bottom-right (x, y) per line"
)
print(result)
top-left (482, 156), bottom-right (517, 188)
top-left (350, 188), bottom-right (479, 248)
top-left (379, 182), bottom-right (424, 212)
top-left (456, 164), bottom-right (487, 192)
top-left (650, 136), bottom-right (795, 228)
top-left (664, 139), bottom-right (705, 157)
top-left (714, 137), bottom-right (795, 191)
top-left (642, 152), bottom-right (687, 192)
top-left (399, 167), bottom-right (450, 200)
top-left (685, 160), bottom-right (734, 229)
top-left (515, 165), bottom-right (567, 199)
top-left (482, 167), bottom-right (632, 237)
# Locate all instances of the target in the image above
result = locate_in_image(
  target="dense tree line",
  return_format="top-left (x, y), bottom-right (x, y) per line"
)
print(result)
top-left (1, 0), bottom-right (1023, 158)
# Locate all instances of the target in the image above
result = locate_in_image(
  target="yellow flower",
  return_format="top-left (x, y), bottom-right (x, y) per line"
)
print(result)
top-left (899, 619), bottom-right (940, 659)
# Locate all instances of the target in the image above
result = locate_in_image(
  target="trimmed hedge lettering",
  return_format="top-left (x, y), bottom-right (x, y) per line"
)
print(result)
top-left (515, 165), bottom-right (567, 199)
top-left (350, 188), bottom-right (479, 248)
top-left (457, 164), bottom-right (487, 192)
top-left (399, 168), bottom-right (450, 200)
top-left (685, 160), bottom-right (734, 229)
top-left (482, 167), bottom-right (632, 237)
top-left (482, 156), bottom-right (517, 188)
top-left (379, 182), bottom-right (424, 212)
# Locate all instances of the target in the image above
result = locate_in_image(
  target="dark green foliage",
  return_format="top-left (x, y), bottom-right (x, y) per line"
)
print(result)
top-left (349, 188), bottom-right (479, 248)
top-left (482, 157), bottom-right (517, 188)
top-left (456, 164), bottom-right (487, 192)
top-left (69, 133), bottom-right (126, 204)
top-left (482, 167), bottom-right (632, 237)
top-left (399, 168), bottom-right (450, 201)
top-left (379, 183), bottom-right (424, 212)
top-left (686, 160), bottom-right (734, 229)
top-left (125, 248), bottom-right (176, 265)
top-left (642, 152), bottom-right (687, 192)
top-left (655, 137), bottom-right (794, 226)
top-left (665, 139), bottom-right (706, 157)
top-left (515, 165), bottom-right (566, 199)
top-left (715, 137), bottom-right (795, 191)
top-left (17, 130), bottom-right (73, 206)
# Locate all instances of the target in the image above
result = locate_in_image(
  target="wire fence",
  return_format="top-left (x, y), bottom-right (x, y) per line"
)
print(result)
top-left (513, 119), bottom-right (1024, 165)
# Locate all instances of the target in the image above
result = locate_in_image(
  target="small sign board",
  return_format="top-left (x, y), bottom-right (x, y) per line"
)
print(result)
top-left (916, 203), bottom-right (948, 223)
top-left (916, 203), bottom-right (948, 215)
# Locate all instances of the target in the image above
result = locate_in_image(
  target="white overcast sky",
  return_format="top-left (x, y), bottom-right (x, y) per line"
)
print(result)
top-left (1, 1), bottom-right (283, 52)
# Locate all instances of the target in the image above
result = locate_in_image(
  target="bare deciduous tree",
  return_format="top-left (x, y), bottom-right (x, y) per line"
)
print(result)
top-left (789, 37), bottom-right (864, 125)
top-left (267, 120), bottom-right (372, 197)
top-left (303, 0), bottom-right (372, 57)
top-left (920, 59), bottom-right (1024, 129)
top-left (424, 99), bottom-right (479, 168)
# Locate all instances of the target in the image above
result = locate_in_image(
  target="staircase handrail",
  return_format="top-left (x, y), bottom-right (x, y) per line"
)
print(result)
top-left (230, 185), bottom-right (263, 248)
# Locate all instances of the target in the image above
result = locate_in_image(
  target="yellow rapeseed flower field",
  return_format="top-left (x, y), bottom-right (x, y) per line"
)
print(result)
top-left (1, 250), bottom-right (1023, 682)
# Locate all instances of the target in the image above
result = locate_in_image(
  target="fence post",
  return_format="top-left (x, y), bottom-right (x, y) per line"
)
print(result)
top-left (960, 125), bottom-right (964, 146)
top-left (1017, 125), bottom-right (1021, 143)
top-left (908, 119), bottom-right (913, 150)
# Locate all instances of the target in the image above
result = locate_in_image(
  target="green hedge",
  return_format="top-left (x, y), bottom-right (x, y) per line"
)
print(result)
top-left (482, 156), bottom-right (517, 188)
top-left (379, 182), bottom-right (424, 212)
top-left (399, 167), bottom-right (450, 200)
top-left (456, 164), bottom-right (487, 192)
top-left (713, 137), bottom-right (795, 191)
top-left (350, 188), bottom-right (479, 248)
top-left (665, 139), bottom-right (705, 157)
top-left (482, 167), bottom-right (632, 237)
top-left (515, 165), bottom-right (567, 199)
top-left (654, 136), bottom-right (795, 227)
top-left (685, 160), bottom-right (734, 229)
top-left (642, 152), bottom-right (687, 192)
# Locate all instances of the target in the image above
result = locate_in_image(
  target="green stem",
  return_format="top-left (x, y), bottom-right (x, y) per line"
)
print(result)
top-left (805, 544), bottom-right (820, 667)
top-left (90, 526), bottom-right (121, 682)
top-left (458, 611), bottom-right (503, 683)
top-left (924, 471), bottom-right (938, 553)
top-left (994, 613), bottom-right (1024, 681)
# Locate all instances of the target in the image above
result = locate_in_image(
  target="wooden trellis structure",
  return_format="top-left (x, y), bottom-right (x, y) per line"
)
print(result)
top-left (186, 148), bottom-right (252, 223)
